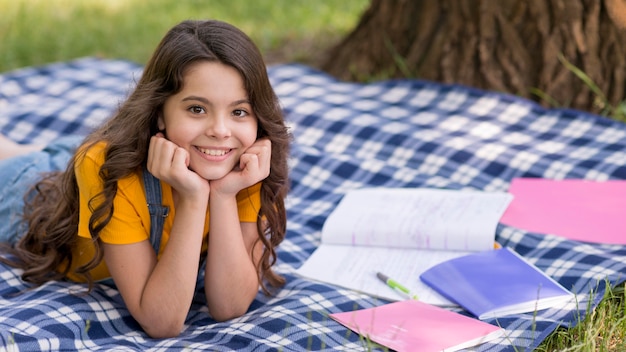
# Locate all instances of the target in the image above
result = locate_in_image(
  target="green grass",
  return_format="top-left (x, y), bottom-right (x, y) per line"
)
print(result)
top-left (1, 1), bottom-right (625, 350)
top-left (537, 281), bottom-right (626, 352)
top-left (0, 0), bottom-right (369, 72)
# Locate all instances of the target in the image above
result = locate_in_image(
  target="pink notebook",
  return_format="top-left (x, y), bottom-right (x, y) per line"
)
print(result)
top-left (329, 300), bottom-right (504, 352)
top-left (500, 178), bottom-right (626, 244)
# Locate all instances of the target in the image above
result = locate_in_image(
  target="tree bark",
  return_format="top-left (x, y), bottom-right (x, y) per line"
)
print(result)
top-left (322, 0), bottom-right (626, 115)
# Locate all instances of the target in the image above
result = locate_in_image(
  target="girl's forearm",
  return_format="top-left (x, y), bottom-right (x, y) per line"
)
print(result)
top-left (134, 198), bottom-right (207, 337)
top-left (204, 194), bottom-right (260, 321)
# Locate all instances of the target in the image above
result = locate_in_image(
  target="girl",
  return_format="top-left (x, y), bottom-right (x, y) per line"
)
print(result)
top-left (0, 19), bottom-right (290, 338)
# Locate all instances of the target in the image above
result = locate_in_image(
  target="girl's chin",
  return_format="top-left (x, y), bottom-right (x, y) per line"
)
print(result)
top-left (197, 170), bottom-right (230, 181)
top-left (190, 165), bottom-right (233, 181)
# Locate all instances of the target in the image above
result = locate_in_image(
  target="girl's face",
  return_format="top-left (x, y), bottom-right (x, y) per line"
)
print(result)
top-left (158, 61), bottom-right (258, 180)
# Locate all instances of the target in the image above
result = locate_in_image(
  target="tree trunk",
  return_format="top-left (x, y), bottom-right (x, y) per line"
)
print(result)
top-left (321, 0), bottom-right (626, 116)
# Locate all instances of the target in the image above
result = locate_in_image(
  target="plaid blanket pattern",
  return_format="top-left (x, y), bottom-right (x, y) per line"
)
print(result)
top-left (1, 58), bottom-right (625, 351)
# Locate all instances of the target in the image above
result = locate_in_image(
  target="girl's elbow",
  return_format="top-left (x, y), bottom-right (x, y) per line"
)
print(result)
top-left (209, 303), bottom-right (249, 322)
top-left (206, 289), bottom-right (257, 321)
top-left (141, 320), bottom-right (184, 339)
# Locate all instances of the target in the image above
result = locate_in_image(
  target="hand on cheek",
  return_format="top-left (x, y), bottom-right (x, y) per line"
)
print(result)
top-left (148, 133), bottom-right (210, 199)
top-left (211, 138), bottom-right (271, 196)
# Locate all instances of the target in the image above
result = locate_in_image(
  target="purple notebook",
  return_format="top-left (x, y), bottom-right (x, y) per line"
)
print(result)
top-left (420, 247), bottom-right (575, 320)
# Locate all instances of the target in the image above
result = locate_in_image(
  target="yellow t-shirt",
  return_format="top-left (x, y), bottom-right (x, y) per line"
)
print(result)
top-left (65, 141), bottom-right (262, 282)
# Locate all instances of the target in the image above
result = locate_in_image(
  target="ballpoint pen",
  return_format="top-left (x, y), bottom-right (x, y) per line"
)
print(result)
top-left (376, 272), bottom-right (419, 300)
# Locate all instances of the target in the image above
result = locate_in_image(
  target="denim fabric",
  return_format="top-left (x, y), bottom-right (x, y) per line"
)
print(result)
top-left (142, 168), bottom-right (168, 255)
top-left (0, 136), bottom-right (82, 244)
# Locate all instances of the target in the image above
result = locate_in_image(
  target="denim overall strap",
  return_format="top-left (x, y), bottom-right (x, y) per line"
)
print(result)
top-left (142, 168), bottom-right (169, 255)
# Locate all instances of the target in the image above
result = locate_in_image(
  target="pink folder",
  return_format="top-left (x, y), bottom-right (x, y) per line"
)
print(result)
top-left (500, 178), bottom-right (626, 245)
top-left (330, 300), bottom-right (504, 352)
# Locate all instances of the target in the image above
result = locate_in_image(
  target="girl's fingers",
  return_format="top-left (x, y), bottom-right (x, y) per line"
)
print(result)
top-left (148, 135), bottom-right (181, 177)
top-left (239, 153), bottom-right (259, 176)
top-left (172, 146), bottom-right (190, 169)
top-left (239, 139), bottom-right (271, 181)
top-left (243, 139), bottom-right (271, 170)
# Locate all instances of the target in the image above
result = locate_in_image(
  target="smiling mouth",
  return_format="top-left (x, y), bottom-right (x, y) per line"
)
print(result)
top-left (197, 147), bottom-right (231, 156)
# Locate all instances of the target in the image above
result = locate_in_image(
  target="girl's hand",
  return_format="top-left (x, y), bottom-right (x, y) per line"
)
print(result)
top-left (210, 138), bottom-right (271, 196)
top-left (147, 133), bottom-right (210, 200)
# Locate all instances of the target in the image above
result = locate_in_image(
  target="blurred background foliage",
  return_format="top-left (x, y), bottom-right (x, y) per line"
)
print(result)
top-left (0, 0), bottom-right (369, 72)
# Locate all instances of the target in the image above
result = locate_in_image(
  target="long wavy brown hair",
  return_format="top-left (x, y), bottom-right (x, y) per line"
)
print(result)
top-left (2, 20), bottom-right (289, 294)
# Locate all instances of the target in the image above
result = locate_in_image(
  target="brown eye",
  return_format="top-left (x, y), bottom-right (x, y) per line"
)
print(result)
top-left (189, 106), bottom-right (205, 114)
top-left (233, 109), bottom-right (248, 118)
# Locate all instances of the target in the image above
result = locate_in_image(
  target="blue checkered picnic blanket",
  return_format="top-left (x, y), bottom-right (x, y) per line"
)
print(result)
top-left (1, 58), bottom-right (625, 351)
